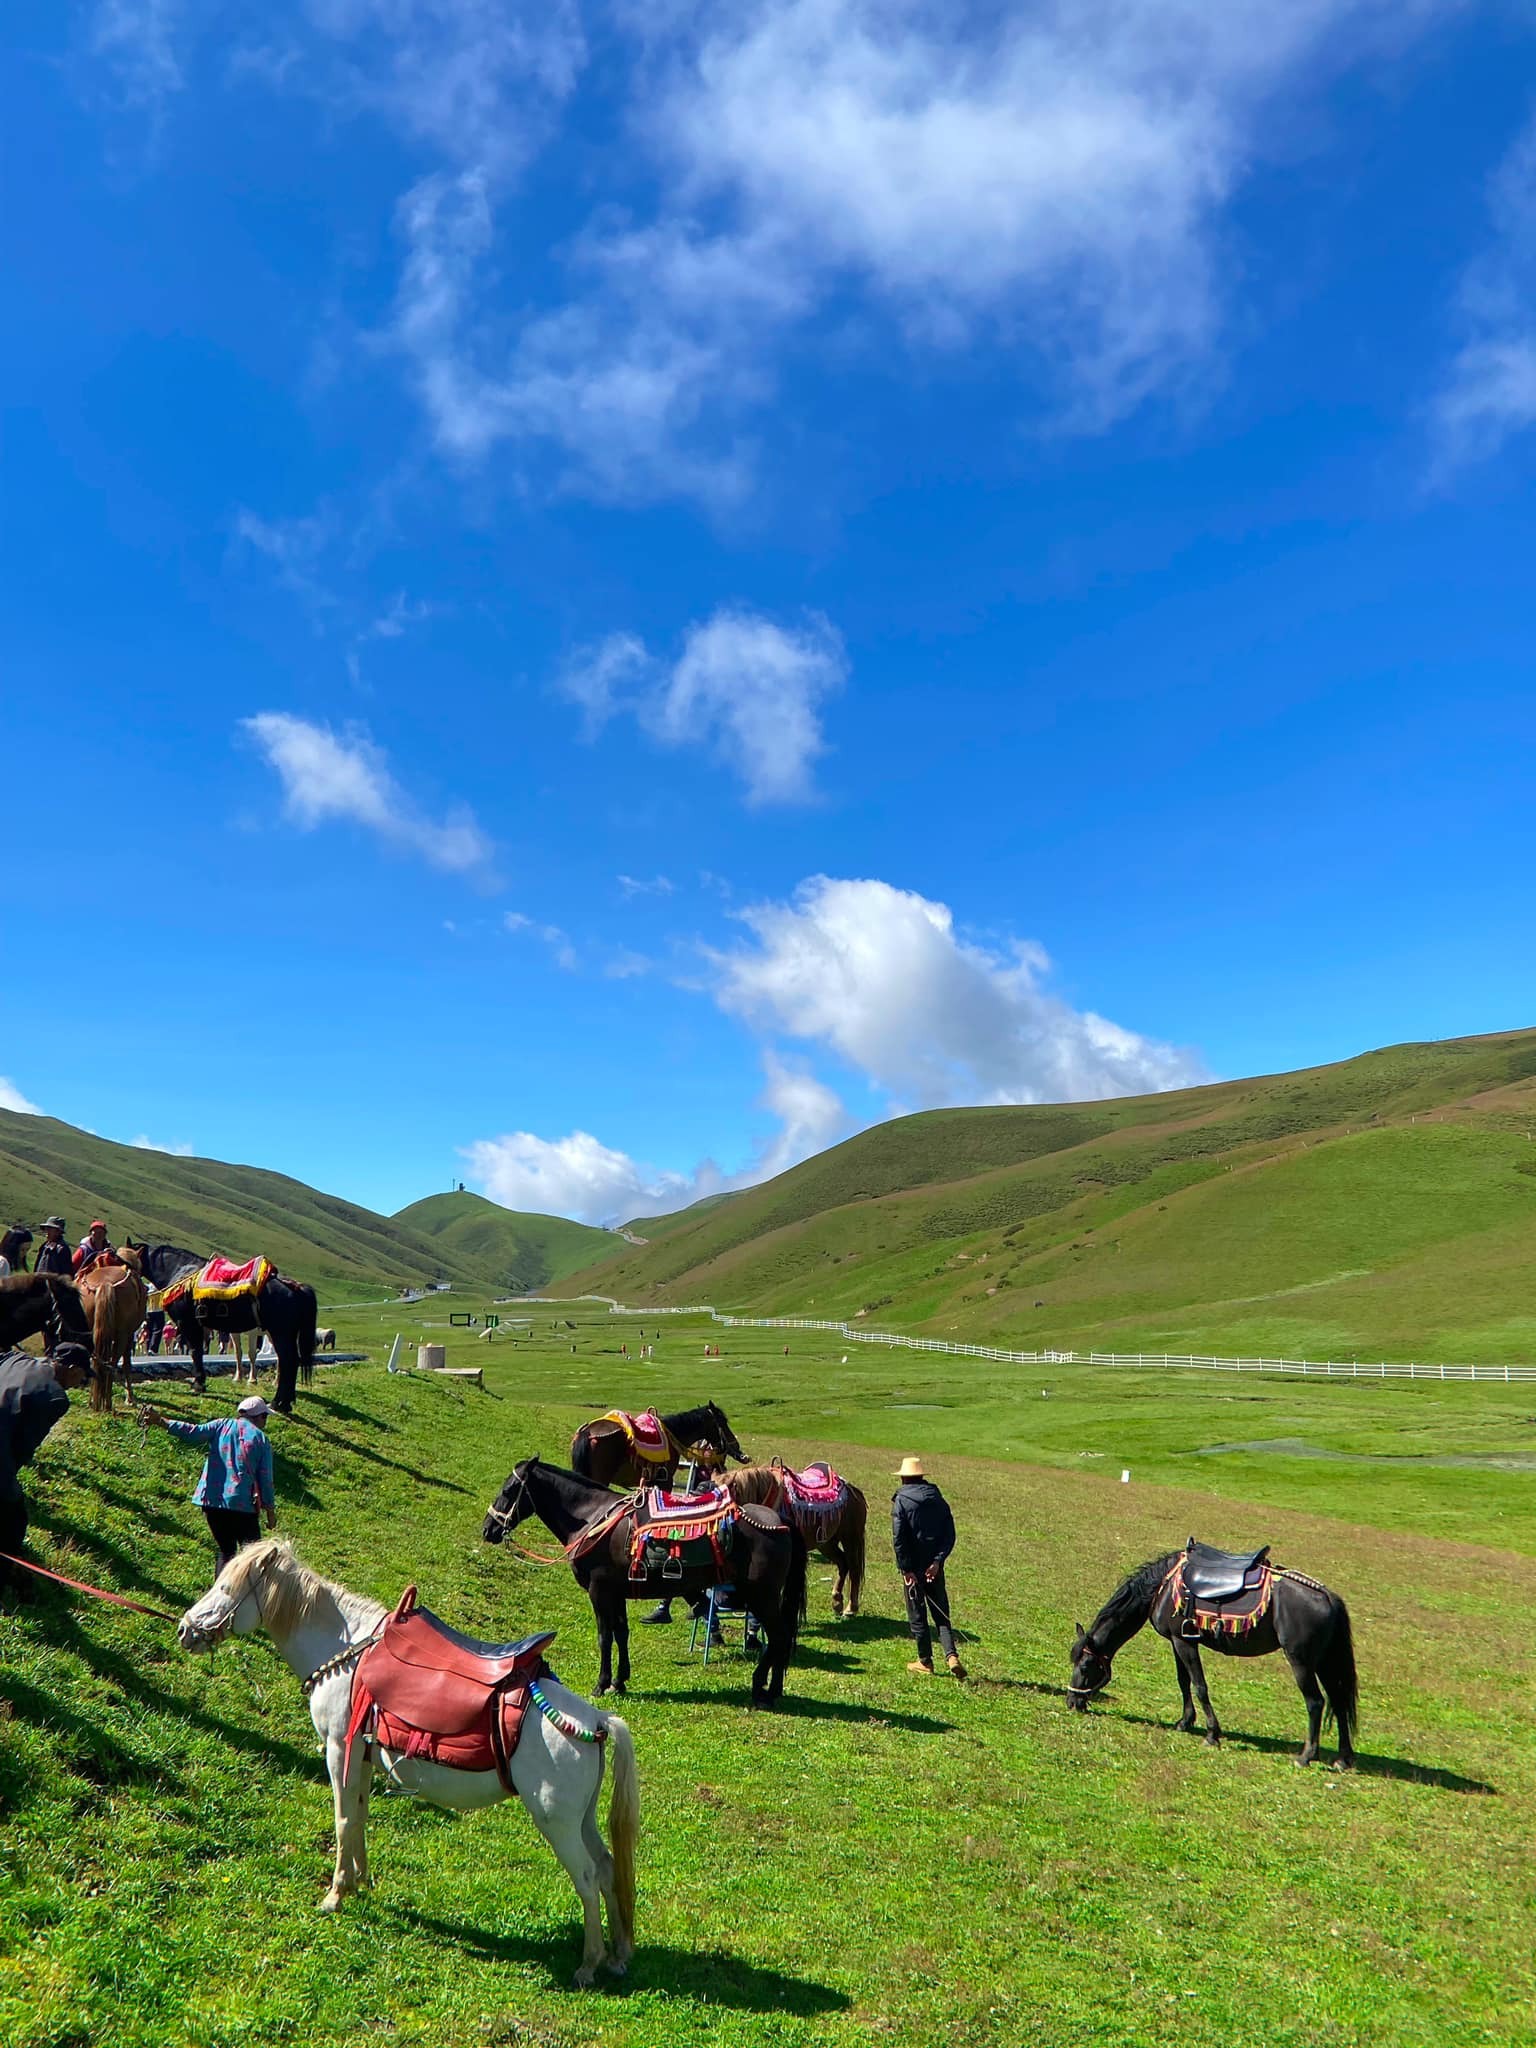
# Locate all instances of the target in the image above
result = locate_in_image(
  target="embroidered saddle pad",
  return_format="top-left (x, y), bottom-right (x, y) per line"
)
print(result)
top-left (781, 1462), bottom-right (847, 1509)
top-left (601, 1407), bottom-right (674, 1462)
top-left (631, 1484), bottom-right (737, 1580)
top-left (1166, 1542), bottom-right (1274, 1639)
top-left (345, 1585), bottom-right (555, 1792)
top-left (192, 1255), bottom-right (274, 1305)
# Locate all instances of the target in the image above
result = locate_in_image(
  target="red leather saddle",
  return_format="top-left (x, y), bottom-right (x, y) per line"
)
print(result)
top-left (345, 1586), bottom-right (555, 1790)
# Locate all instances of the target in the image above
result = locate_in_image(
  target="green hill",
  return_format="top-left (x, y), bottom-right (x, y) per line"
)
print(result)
top-left (393, 1190), bottom-right (611, 1290)
top-left (0, 1112), bottom-right (490, 1294)
top-left (559, 1028), bottom-right (1536, 1362)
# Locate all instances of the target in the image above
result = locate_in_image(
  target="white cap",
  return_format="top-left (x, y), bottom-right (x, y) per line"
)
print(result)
top-left (237, 1395), bottom-right (271, 1421)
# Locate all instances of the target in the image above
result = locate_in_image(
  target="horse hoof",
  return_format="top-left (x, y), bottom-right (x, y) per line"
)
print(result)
top-left (572, 1965), bottom-right (598, 1990)
top-left (1203, 1735), bottom-right (1221, 1749)
top-left (605, 1956), bottom-right (629, 1978)
top-left (318, 1892), bottom-right (342, 1914)
top-left (1332, 1757), bottom-right (1355, 1773)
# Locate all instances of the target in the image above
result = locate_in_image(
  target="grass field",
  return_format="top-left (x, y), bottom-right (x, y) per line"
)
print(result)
top-left (3, 1297), bottom-right (1534, 2047)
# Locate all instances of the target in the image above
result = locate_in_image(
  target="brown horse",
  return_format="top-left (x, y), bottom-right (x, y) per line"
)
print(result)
top-left (708, 1458), bottom-right (867, 1617)
top-left (569, 1402), bottom-right (746, 1491)
top-left (77, 1248), bottom-right (148, 1412)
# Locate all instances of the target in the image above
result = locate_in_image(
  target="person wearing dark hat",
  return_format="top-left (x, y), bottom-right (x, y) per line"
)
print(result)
top-left (141, 1394), bottom-right (277, 1569)
top-left (0, 1343), bottom-right (92, 1594)
top-left (34, 1219), bottom-right (74, 1278)
top-left (73, 1221), bottom-right (118, 1277)
top-left (891, 1455), bottom-right (966, 1679)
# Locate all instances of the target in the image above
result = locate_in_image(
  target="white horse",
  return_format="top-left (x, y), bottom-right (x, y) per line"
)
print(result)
top-left (176, 1540), bottom-right (638, 1985)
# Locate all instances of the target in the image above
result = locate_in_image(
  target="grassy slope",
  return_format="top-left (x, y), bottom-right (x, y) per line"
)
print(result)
top-left (3, 1300), bottom-right (1534, 2048)
top-left (562, 1030), bottom-right (1536, 1361)
top-left (0, 1110), bottom-right (480, 1293)
top-left (395, 1191), bottom-right (612, 1290)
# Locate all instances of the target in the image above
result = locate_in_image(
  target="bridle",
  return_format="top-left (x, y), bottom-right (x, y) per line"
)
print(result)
top-left (485, 1466), bottom-right (533, 1534)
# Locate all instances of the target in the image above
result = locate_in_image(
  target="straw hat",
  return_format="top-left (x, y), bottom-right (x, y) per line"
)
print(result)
top-left (895, 1455), bottom-right (925, 1479)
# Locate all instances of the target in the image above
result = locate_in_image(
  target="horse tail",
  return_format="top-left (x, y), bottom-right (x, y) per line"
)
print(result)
top-left (297, 1286), bottom-right (318, 1388)
top-left (571, 1426), bottom-right (593, 1479)
top-left (785, 1529), bottom-right (809, 1643)
top-left (87, 1278), bottom-right (114, 1411)
top-left (844, 1491), bottom-right (867, 1614)
top-left (1319, 1596), bottom-right (1358, 1739)
top-left (603, 1714), bottom-right (639, 1949)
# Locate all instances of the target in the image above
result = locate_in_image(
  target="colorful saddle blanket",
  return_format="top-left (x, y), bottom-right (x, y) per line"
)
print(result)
top-left (602, 1407), bottom-right (675, 1463)
top-left (630, 1484), bottom-right (736, 1581)
top-left (344, 1585), bottom-right (555, 1792)
top-left (781, 1462), bottom-right (847, 1510)
top-left (1164, 1543), bottom-right (1274, 1640)
top-left (191, 1255), bottom-right (273, 1305)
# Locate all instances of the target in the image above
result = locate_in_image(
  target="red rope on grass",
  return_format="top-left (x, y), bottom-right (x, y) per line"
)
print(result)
top-left (0, 1551), bottom-right (181, 1623)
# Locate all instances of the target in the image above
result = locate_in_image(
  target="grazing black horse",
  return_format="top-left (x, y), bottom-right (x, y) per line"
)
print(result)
top-left (1068, 1548), bottom-right (1358, 1767)
top-left (0, 1272), bottom-right (92, 1354)
top-left (484, 1458), bottom-right (807, 1706)
top-left (127, 1242), bottom-right (317, 1414)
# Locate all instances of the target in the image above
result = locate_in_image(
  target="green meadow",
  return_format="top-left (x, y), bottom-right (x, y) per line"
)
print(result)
top-left (2, 1298), bottom-right (1533, 2048)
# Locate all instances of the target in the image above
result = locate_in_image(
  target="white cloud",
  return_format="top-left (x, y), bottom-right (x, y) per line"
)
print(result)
top-left (617, 873), bottom-right (675, 898)
top-left (505, 911), bottom-right (578, 972)
top-left (130, 1134), bottom-right (195, 1157)
top-left (1432, 114), bottom-right (1536, 472)
top-left (561, 608), bottom-right (846, 804)
top-left (242, 712), bottom-right (496, 877)
top-left (603, 949), bottom-right (654, 979)
top-left (89, 0), bottom-right (184, 111)
top-left (0, 1078), bottom-right (43, 1116)
top-left (385, 0), bottom-right (1460, 498)
top-left (463, 1051), bottom-right (847, 1224)
top-left (233, 505), bottom-right (339, 609)
top-left (709, 875), bottom-right (1206, 1106)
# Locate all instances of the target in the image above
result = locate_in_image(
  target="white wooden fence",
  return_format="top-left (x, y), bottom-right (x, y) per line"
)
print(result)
top-left (518, 1295), bottom-right (1536, 1383)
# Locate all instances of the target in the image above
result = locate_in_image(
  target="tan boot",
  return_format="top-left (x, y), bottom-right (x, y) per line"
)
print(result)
top-left (947, 1653), bottom-right (967, 1680)
top-left (907, 1658), bottom-right (935, 1676)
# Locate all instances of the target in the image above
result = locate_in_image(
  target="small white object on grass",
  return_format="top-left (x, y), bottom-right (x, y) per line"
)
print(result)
top-left (1121, 1469), bottom-right (1130, 1484)
top-left (841, 1354), bottom-right (848, 1364)
top-left (385, 1333), bottom-right (403, 1375)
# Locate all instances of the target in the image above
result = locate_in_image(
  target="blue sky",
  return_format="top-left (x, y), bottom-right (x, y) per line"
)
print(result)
top-left (3, 2), bottom-right (1534, 1224)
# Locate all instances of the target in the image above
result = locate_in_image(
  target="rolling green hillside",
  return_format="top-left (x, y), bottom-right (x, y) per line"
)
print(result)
top-left (393, 1190), bottom-right (612, 1290)
top-left (0, 1111), bottom-right (483, 1293)
top-left (560, 1028), bottom-right (1536, 1362)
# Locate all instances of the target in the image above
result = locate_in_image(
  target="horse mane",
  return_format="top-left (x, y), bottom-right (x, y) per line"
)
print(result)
top-left (1090, 1552), bottom-right (1182, 1640)
top-left (221, 1539), bottom-right (385, 1640)
top-left (720, 1465), bottom-right (782, 1506)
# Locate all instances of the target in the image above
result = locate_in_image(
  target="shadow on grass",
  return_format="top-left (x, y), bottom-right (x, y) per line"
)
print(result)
top-left (821, 1614), bottom-right (911, 1643)
top-left (27, 1506), bottom-right (199, 1613)
top-left (652, 1687), bottom-right (956, 1733)
top-left (398, 1911), bottom-right (850, 2012)
top-left (23, 1600), bottom-right (331, 1786)
top-left (44, 1461), bottom-right (189, 1538)
top-left (1085, 1703), bottom-right (1498, 1793)
top-left (281, 1412), bottom-right (470, 1494)
top-left (0, 1671), bottom-right (179, 1805)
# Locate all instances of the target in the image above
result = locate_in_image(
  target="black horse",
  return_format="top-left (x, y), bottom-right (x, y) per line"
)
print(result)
top-left (484, 1458), bottom-right (807, 1706)
top-left (0, 1272), bottom-right (93, 1354)
top-left (1068, 1548), bottom-right (1358, 1767)
top-left (127, 1242), bottom-right (317, 1414)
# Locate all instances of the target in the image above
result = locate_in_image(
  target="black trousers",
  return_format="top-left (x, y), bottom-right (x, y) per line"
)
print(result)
top-left (0, 1493), bottom-right (27, 1588)
top-left (204, 1506), bottom-right (261, 1571)
top-left (904, 1565), bottom-right (958, 1663)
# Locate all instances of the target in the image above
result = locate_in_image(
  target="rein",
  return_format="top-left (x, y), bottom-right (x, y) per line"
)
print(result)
top-left (0, 1551), bottom-right (181, 1624)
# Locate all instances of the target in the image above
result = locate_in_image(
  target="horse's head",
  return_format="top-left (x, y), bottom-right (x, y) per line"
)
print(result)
top-left (1067, 1623), bottom-right (1113, 1711)
top-left (484, 1459), bottom-right (537, 1544)
top-left (178, 1545), bottom-right (273, 1653)
top-left (707, 1401), bottom-right (747, 1463)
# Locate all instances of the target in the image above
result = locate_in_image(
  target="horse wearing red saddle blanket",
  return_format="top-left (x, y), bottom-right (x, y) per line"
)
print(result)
top-left (709, 1458), bottom-right (868, 1619)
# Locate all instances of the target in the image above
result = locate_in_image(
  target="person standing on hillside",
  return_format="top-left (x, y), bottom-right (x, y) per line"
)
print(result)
top-left (891, 1455), bottom-right (966, 1680)
top-left (140, 1394), bottom-right (278, 1569)
top-left (73, 1220), bottom-right (118, 1276)
top-left (0, 1227), bottom-right (33, 1276)
top-left (0, 1343), bottom-right (93, 1595)
top-left (34, 1219), bottom-right (74, 1278)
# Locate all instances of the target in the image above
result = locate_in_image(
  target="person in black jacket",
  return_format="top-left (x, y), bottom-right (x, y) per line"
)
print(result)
top-left (33, 1219), bottom-right (74, 1278)
top-left (0, 1343), bottom-right (91, 1594)
top-left (891, 1455), bottom-right (966, 1679)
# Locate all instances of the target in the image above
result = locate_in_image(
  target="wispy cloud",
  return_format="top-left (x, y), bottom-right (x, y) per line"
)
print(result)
top-left (617, 873), bottom-right (674, 899)
top-left (89, 0), bottom-right (185, 114)
top-left (241, 712), bottom-right (497, 877)
top-left (1431, 114), bottom-right (1536, 474)
top-left (561, 607), bottom-right (846, 804)
top-left (130, 1134), bottom-right (195, 1157)
top-left (0, 1077), bottom-right (43, 1116)
top-left (504, 911), bottom-right (578, 972)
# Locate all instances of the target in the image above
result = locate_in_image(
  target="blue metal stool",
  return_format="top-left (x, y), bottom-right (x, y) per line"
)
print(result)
top-left (688, 1584), bottom-right (759, 1665)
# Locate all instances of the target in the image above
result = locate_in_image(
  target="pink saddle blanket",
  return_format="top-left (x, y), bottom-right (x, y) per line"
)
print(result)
top-left (781, 1462), bottom-right (846, 1508)
top-left (648, 1483), bottom-right (730, 1516)
top-left (627, 1408), bottom-right (670, 1455)
top-left (201, 1255), bottom-right (267, 1289)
